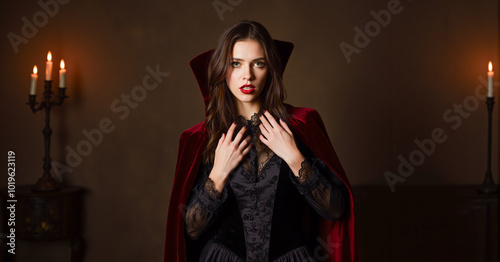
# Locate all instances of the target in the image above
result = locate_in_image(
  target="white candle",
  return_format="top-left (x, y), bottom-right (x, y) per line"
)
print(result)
top-left (30, 65), bottom-right (38, 95)
top-left (46, 51), bottom-right (52, 80)
top-left (59, 59), bottom-right (66, 88)
top-left (488, 61), bottom-right (494, 97)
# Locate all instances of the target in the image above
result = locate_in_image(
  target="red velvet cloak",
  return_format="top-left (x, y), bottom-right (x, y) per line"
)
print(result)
top-left (164, 41), bottom-right (359, 262)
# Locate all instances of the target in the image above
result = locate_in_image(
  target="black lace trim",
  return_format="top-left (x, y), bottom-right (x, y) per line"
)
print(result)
top-left (290, 158), bottom-right (323, 195)
top-left (297, 159), bottom-right (313, 183)
top-left (258, 150), bottom-right (273, 174)
top-left (237, 112), bottom-right (261, 127)
top-left (257, 151), bottom-right (276, 181)
top-left (236, 112), bottom-right (261, 145)
top-left (204, 177), bottom-right (219, 199)
top-left (240, 148), bottom-right (278, 183)
top-left (237, 112), bottom-right (275, 181)
top-left (195, 166), bottom-right (228, 213)
top-left (197, 182), bottom-right (227, 213)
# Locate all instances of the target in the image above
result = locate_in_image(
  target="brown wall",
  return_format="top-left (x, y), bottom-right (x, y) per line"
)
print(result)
top-left (0, 0), bottom-right (498, 261)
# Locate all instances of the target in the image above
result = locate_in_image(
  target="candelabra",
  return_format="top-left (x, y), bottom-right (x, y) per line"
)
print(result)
top-left (478, 97), bottom-right (497, 194)
top-left (26, 80), bottom-right (68, 191)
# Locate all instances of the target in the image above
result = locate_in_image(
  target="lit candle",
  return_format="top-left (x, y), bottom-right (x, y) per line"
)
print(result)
top-left (59, 59), bottom-right (66, 88)
top-left (46, 51), bottom-right (52, 80)
top-left (488, 61), bottom-right (494, 97)
top-left (30, 65), bottom-right (38, 95)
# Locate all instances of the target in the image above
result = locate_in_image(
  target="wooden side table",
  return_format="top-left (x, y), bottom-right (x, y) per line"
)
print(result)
top-left (1, 185), bottom-right (85, 262)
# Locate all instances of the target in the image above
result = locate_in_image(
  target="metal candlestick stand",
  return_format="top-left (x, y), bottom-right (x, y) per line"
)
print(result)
top-left (26, 80), bottom-right (68, 191)
top-left (478, 97), bottom-right (497, 194)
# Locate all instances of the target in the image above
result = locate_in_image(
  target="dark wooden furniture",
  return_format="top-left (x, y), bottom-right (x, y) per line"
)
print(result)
top-left (1, 186), bottom-right (85, 262)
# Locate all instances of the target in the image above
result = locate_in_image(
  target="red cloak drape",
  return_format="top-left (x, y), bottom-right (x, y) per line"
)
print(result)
top-left (164, 41), bottom-right (359, 262)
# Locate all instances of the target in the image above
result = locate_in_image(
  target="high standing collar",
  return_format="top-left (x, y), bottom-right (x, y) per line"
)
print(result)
top-left (189, 40), bottom-right (294, 111)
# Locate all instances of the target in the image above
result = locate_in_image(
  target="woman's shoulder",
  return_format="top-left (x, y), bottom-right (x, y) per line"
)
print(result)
top-left (285, 104), bottom-right (322, 121)
top-left (180, 121), bottom-right (207, 139)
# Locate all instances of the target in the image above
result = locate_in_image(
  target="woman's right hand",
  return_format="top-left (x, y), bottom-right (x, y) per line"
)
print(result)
top-left (209, 123), bottom-right (252, 194)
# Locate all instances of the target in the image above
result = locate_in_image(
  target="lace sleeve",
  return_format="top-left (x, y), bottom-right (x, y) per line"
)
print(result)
top-left (184, 165), bottom-right (227, 240)
top-left (289, 158), bottom-right (348, 221)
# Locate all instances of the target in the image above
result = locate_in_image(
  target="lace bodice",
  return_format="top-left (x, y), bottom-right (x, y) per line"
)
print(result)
top-left (184, 114), bottom-right (348, 261)
top-left (235, 112), bottom-right (275, 175)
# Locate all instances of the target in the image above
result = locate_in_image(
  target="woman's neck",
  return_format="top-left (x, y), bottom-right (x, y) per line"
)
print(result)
top-left (237, 101), bottom-right (261, 120)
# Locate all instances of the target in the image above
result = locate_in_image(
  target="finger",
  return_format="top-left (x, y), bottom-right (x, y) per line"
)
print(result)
top-left (259, 134), bottom-right (269, 145)
top-left (225, 122), bottom-right (237, 141)
top-left (280, 119), bottom-right (293, 134)
top-left (233, 125), bottom-right (247, 144)
top-left (259, 113), bottom-right (273, 132)
top-left (218, 133), bottom-right (225, 147)
top-left (237, 136), bottom-right (251, 151)
top-left (263, 110), bottom-right (281, 130)
top-left (259, 123), bottom-right (270, 137)
top-left (241, 143), bottom-right (253, 156)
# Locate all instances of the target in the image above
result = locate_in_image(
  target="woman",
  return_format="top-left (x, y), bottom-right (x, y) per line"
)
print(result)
top-left (165, 20), bottom-right (359, 262)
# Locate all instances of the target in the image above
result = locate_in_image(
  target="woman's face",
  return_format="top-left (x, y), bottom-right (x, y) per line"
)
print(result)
top-left (226, 39), bottom-right (268, 108)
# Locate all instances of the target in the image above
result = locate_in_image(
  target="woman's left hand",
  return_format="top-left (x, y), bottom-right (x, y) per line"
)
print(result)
top-left (259, 110), bottom-right (305, 172)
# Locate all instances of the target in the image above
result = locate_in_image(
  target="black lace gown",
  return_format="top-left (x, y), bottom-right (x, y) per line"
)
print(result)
top-left (184, 116), bottom-right (348, 262)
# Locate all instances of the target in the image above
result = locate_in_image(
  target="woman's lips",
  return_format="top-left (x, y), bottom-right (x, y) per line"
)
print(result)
top-left (240, 84), bottom-right (256, 94)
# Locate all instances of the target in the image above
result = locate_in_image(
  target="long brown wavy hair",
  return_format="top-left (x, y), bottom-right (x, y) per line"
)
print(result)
top-left (203, 20), bottom-right (289, 164)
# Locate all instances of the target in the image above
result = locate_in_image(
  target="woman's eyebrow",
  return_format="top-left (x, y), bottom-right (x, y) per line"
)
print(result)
top-left (231, 57), bottom-right (266, 62)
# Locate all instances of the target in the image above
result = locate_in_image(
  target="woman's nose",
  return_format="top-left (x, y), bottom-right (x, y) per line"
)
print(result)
top-left (243, 65), bottom-right (253, 80)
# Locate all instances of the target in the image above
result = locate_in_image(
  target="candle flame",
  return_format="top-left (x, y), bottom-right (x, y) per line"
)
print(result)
top-left (33, 65), bottom-right (38, 74)
top-left (489, 61), bottom-right (492, 72)
top-left (47, 51), bottom-right (52, 62)
top-left (60, 59), bottom-right (65, 69)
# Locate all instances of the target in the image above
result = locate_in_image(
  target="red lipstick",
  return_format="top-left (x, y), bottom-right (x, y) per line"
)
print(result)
top-left (240, 84), bottom-right (256, 94)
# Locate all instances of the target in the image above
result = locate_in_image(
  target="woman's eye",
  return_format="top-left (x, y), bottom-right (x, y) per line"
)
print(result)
top-left (254, 61), bottom-right (265, 68)
top-left (231, 62), bottom-right (241, 67)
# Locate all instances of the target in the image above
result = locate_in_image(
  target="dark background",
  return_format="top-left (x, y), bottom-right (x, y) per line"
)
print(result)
top-left (0, 0), bottom-right (498, 261)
